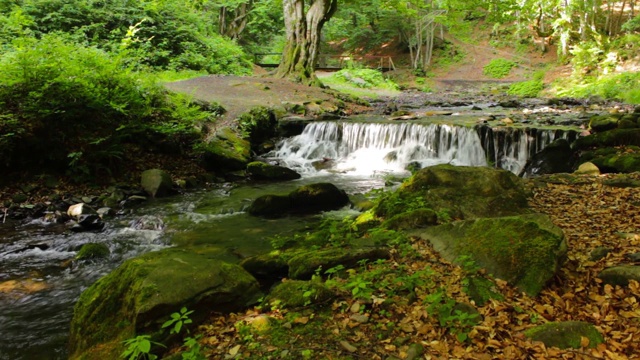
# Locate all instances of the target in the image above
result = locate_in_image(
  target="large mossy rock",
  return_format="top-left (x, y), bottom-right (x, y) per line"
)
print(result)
top-left (200, 127), bottom-right (251, 171)
top-left (248, 183), bottom-right (349, 218)
top-left (520, 139), bottom-right (576, 177)
top-left (288, 247), bottom-right (390, 280)
top-left (264, 280), bottom-right (334, 309)
top-left (573, 129), bottom-right (640, 150)
top-left (68, 248), bottom-right (261, 360)
top-left (588, 114), bottom-right (620, 133)
top-left (141, 169), bottom-right (173, 198)
top-left (589, 153), bottom-right (640, 173)
top-left (410, 214), bottom-right (567, 296)
top-left (246, 161), bottom-right (301, 181)
top-left (375, 165), bottom-right (529, 220)
top-left (238, 106), bottom-right (278, 152)
top-left (524, 321), bottom-right (604, 349)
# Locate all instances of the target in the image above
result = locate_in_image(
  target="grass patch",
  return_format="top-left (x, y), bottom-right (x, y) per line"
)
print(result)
top-left (321, 68), bottom-right (401, 98)
top-left (552, 71), bottom-right (640, 104)
top-left (483, 58), bottom-right (517, 79)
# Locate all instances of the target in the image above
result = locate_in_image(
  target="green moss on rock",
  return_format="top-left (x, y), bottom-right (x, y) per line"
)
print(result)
top-left (238, 106), bottom-right (278, 152)
top-left (246, 161), bottom-right (301, 181)
top-left (382, 208), bottom-right (438, 230)
top-left (411, 214), bottom-right (567, 296)
top-left (248, 183), bottom-right (350, 218)
top-left (589, 114), bottom-right (619, 132)
top-left (68, 248), bottom-right (261, 359)
top-left (288, 247), bottom-right (390, 280)
top-left (590, 153), bottom-right (640, 173)
top-left (200, 127), bottom-right (251, 171)
top-left (573, 129), bottom-right (640, 150)
top-left (524, 321), bottom-right (604, 349)
top-left (76, 243), bottom-right (110, 260)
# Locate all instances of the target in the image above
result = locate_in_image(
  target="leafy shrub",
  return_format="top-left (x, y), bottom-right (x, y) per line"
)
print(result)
top-left (553, 72), bottom-right (640, 104)
top-left (332, 69), bottom-right (399, 90)
top-left (483, 58), bottom-right (517, 78)
top-left (507, 80), bottom-right (543, 98)
top-left (0, 34), bottom-right (213, 177)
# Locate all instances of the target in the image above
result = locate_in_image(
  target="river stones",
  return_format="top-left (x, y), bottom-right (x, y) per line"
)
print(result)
top-left (520, 138), bottom-right (576, 177)
top-left (141, 169), bottom-right (174, 198)
top-left (248, 182), bottom-right (349, 218)
top-left (200, 127), bottom-right (251, 171)
top-left (68, 247), bottom-right (261, 359)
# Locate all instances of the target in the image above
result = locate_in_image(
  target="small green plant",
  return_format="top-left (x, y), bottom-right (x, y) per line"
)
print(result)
top-left (483, 58), bottom-right (517, 79)
top-left (507, 80), bottom-right (543, 98)
top-left (425, 289), bottom-right (480, 342)
top-left (121, 335), bottom-right (165, 360)
top-left (346, 276), bottom-right (374, 300)
top-left (162, 307), bottom-right (194, 335)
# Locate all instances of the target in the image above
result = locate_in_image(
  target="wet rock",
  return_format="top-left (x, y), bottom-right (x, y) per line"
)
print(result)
top-left (524, 321), bottom-right (604, 349)
top-left (141, 169), bottom-right (174, 198)
top-left (278, 116), bottom-right (313, 137)
top-left (498, 99), bottom-right (520, 108)
top-left (200, 127), bottom-right (251, 171)
top-left (96, 207), bottom-right (116, 218)
top-left (69, 248), bottom-right (262, 359)
top-left (521, 139), bottom-right (576, 177)
top-left (248, 183), bottom-right (350, 218)
top-left (311, 157), bottom-right (335, 171)
top-left (121, 195), bottom-right (147, 208)
top-left (589, 114), bottom-right (619, 132)
top-left (246, 161), bottom-right (301, 181)
top-left (597, 265), bottom-right (640, 286)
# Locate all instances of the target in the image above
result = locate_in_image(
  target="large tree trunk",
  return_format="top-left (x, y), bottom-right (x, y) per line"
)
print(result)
top-left (276, 0), bottom-right (337, 86)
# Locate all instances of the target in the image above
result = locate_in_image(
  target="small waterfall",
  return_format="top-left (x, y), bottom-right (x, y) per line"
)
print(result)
top-left (269, 122), bottom-right (487, 175)
top-left (269, 121), bottom-right (580, 176)
top-left (476, 126), bottom-right (579, 174)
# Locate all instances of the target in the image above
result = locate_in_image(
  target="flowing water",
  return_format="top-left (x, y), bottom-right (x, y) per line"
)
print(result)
top-left (0, 118), bottom-right (579, 359)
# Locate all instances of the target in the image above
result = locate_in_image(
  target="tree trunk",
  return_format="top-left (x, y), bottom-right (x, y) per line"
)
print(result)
top-left (276, 0), bottom-right (337, 86)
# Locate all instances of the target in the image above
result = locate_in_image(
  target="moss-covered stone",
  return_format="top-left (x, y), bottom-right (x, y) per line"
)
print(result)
top-left (240, 253), bottom-right (289, 287)
top-left (200, 127), bottom-right (251, 171)
top-left (68, 248), bottom-right (261, 359)
top-left (264, 280), bottom-right (334, 309)
top-left (246, 161), bottom-right (301, 181)
top-left (574, 162), bottom-right (600, 175)
top-left (237, 106), bottom-right (278, 152)
top-left (140, 169), bottom-right (173, 198)
top-left (589, 115), bottom-right (619, 132)
top-left (597, 265), bottom-right (640, 286)
top-left (248, 183), bottom-right (350, 218)
top-left (411, 214), bottom-right (566, 296)
top-left (520, 139), bottom-right (576, 177)
top-left (288, 247), bottom-right (391, 280)
top-left (465, 275), bottom-right (504, 306)
top-left (383, 209), bottom-right (438, 230)
top-left (573, 129), bottom-right (640, 150)
top-left (590, 153), bottom-right (640, 173)
top-left (375, 165), bottom-right (529, 221)
top-left (76, 243), bottom-right (110, 260)
top-left (524, 321), bottom-right (604, 349)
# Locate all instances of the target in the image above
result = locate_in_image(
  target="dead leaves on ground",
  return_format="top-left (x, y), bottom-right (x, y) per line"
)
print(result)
top-left (176, 173), bottom-right (640, 359)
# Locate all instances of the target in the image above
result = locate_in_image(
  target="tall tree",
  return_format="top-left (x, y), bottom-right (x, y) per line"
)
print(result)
top-left (276, 0), bottom-right (337, 85)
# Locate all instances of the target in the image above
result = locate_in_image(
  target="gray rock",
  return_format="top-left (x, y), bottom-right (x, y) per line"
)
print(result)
top-left (248, 183), bottom-right (350, 218)
top-left (598, 265), bottom-right (640, 286)
top-left (141, 169), bottom-right (174, 198)
top-left (246, 161), bottom-right (301, 181)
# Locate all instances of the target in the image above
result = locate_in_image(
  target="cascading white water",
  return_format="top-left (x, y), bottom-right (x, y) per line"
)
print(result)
top-left (268, 122), bottom-right (488, 176)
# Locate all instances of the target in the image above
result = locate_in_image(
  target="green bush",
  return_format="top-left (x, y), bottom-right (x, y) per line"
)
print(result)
top-left (507, 80), bottom-right (544, 98)
top-left (332, 69), bottom-right (399, 90)
top-left (0, 34), bottom-right (214, 177)
top-left (553, 72), bottom-right (640, 104)
top-left (483, 58), bottom-right (517, 79)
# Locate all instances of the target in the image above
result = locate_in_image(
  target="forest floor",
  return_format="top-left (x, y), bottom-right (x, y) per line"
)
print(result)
top-left (167, 173), bottom-right (640, 360)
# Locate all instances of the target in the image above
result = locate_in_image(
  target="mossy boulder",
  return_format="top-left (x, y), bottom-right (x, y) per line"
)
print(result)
top-left (141, 169), bottom-right (174, 198)
top-left (520, 139), bottom-right (576, 177)
top-left (573, 129), bottom-right (640, 150)
top-left (246, 161), bottom-right (301, 181)
top-left (76, 243), bottom-right (110, 260)
top-left (68, 248), bottom-right (261, 360)
top-left (375, 165), bottom-right (529, 221)
top-left (248, 183), bottom-right (350, 218)
top-left (574, 162), bottom-right (600, 175)
top-left (410, 214), bottom-right (567, 296)
top-left (589, 114), bottom-right (619, 132)
top-left (238, 106), bottom-right (278, 152)
top-left (589, 153), bottom-right (640, 173)
top-left (524, 321), bottom-right (604, 349)
top-left (240, 253), bottom-right (289, 287)
top-left (288, 247), bottom-right (391, 280)
top-left (382, 209), bottom-right (438, 230)
top-left (597, 265), bottom-right (640, 286)
top-left (200, 127), bottom-right (251, 171)
top-left (264, 280), bottom-right (334, 309)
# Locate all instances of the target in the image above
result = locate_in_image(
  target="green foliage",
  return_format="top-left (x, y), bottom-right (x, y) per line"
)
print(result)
top-left (507, 80), bottom-right (543, 98)
top-left (330, 69), bottom-right (399, 90)
top-left (0, 34), bottom-right (215, 177)
top-left (621, 15), bottom-right (640, 32)
top-left (483, 58), bottom-right (517, 79)
top-left (0, 0), bottom-right (252, 74)
top-left (424, 289), bottom-right (480, 342)
top-left (121, 335), bottom-right (164, 360)
top-left (554, 72), bottom-right (640, 104)
top-left (162, 307), bottom-right (194, 335)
